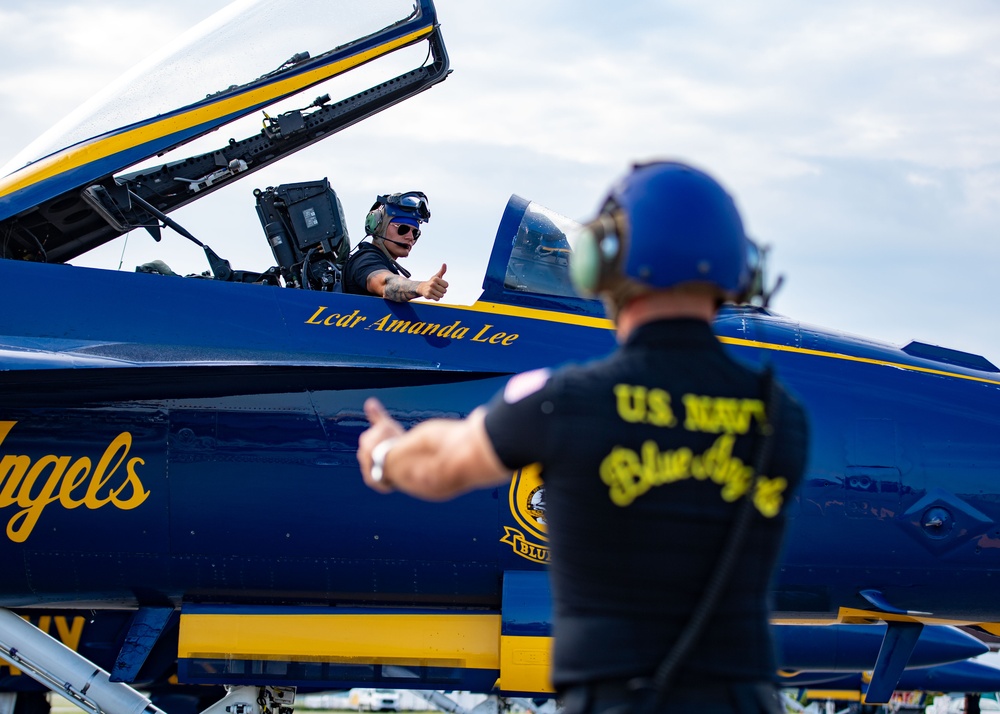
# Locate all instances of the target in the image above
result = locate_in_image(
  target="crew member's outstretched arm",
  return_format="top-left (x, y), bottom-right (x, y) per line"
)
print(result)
top-left (357, 397), bottom-right (511, 500)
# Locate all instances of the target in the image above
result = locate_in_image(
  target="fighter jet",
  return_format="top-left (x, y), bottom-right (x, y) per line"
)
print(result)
top-left (1, 0), bottom-right (999, 711)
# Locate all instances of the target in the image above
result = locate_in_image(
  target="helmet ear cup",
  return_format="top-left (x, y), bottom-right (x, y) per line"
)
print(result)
top-left (365, 207), bottom-right (384, 236)
top-left (570, 213), bottom-right (624, 297)
top-left (570, 226), bottom-right (602, 296)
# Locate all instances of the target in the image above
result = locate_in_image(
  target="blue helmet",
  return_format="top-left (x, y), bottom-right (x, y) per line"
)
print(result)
top-left (571, 161), bottom-right (751, 301)
top-left (365, 191), bottom-right (430, 237)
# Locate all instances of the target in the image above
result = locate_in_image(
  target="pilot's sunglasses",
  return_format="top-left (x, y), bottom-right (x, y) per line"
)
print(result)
top-left (395, 224), bottom-right (421, 240)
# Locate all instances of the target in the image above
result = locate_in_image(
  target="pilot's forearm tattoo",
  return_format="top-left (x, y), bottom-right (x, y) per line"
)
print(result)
top-left (383, 275), bottom-right (420, 302)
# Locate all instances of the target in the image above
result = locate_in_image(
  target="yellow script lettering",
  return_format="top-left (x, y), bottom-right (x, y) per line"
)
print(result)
top-left (333, 309), bottom-right (365, 327)
top-left (85, 433), bottom-right (132, 508)
top-left (599, 434), bottom-right (771, 513)
top-left (408, 321), bottom-right (444, 335)
top-left (647, 389), bottom-right (677, 427)
top-left (0, 455), bottom-right (30, 508)
top-left (0, 422), bottom-right (151, 542)
top-left (111, 458), bottom-right (150, 509)
top-left (306, 307), bottom-right (367, 328)
top-left (682, 395), bottom-right (765, 434)
top-left (613, 384), bottom-right (676, 426)
top-left (367, 314), bottom-right (472, 340)
top-left (437, 320), bottom-right (464, 338)
top-left (753, 476), bottom-right (788, 518)
top-left (470, 324), bottom-right (494, 342)
top-left (8, 455), bottom-right (71, 543)
top-left (614, 384), bottom-right (647, 423)
top-left (305, 306), bottom-right (329, 324)
top-left (469, 325), bottom-right (519, 345)
top-left (59, 458), bottom-right (91, 508)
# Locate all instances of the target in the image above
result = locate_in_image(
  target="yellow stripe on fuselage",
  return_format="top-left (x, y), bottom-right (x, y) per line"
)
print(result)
top-left (718, 335), bottom-right (1000, 387)
top-left (450, 300), bottom-right (615, 330)
top-left (178, 612), bottom-right (500, 669)
top-left (445, 300), bottom-right (1000, 387)
top-left (178, 609), bottom-right (1000, 692)
top-left (772, 607), bottom-right (1000, 629)
top-left (0, 26), bottom-right (433, 200)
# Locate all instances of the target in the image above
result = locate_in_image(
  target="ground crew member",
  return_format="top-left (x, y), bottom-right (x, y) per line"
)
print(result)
top-left (356, 161), bottom-right (809, 714)
top-left (343, 191), bottom-right (448, 301)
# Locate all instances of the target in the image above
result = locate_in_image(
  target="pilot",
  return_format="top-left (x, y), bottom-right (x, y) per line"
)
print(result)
top-left (343, 191), bottom-right (449, 301)
top-left (355, 161), bottom-right (809, 714)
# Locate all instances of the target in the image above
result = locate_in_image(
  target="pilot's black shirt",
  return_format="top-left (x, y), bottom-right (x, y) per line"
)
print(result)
top-left (344, 242), bottom-right (399, 297)
top-left (483, 318), bottom-right (809, 690)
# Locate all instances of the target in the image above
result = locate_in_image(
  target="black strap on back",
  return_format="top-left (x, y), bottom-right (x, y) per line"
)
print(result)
top-left (645, 365), bottom-right (783, 708)
top-left (354, 239), bottom-right (412, 278)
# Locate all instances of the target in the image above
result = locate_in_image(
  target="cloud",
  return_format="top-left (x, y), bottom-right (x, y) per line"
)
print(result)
top-left (3, 0), bottom-right (1000, 360)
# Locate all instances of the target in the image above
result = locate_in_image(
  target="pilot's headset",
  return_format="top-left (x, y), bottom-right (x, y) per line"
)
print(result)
top-left (570, 161), bottom-right (753, 315)
top-left (365, 191), bottom-right (431, 239)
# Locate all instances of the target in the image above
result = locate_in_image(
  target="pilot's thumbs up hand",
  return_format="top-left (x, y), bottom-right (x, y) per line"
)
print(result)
top-left (359, 397), bottom-right (405, 494)
top-left (417, 263), bottom-right (449, 301)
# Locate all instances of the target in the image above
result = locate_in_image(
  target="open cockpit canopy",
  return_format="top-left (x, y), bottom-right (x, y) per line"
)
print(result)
top-left (0, 0), bottom-right (448, 263)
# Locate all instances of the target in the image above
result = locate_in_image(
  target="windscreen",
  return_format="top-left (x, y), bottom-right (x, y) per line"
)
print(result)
top-left (504, 202), bottom-right (583, 298)
top-left (1, 0), bottom-right (422, 176)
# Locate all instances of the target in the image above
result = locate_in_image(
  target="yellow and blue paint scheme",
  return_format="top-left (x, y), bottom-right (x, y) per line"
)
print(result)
top-left (2, 189), bottom-right (1000, 693)
top-left (1, 0), bottom-right (1000, 701)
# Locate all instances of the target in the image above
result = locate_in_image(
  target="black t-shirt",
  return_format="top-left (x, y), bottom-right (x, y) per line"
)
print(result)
top-left (344, 242), bottom-right (399, 297)
top-left (483, 319), bottom-right (809, 689)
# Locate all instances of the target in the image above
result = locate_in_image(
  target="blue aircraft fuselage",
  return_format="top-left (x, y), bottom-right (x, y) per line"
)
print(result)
top-left (1, 206), bottom-right (999, 622)
top-left (1, 0), bottom-right (998, 698)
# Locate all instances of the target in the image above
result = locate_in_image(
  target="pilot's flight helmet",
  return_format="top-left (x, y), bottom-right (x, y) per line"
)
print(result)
top-left (365, 191), bottom-right (431, 238)
top-left (571, 161), bottom-right (750, 302)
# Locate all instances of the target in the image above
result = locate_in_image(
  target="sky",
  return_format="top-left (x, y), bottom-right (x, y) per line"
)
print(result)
top-left (5, 0), bottom-right (1000, 685)
top-left (2, 1), bottom-right (1000, 363)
